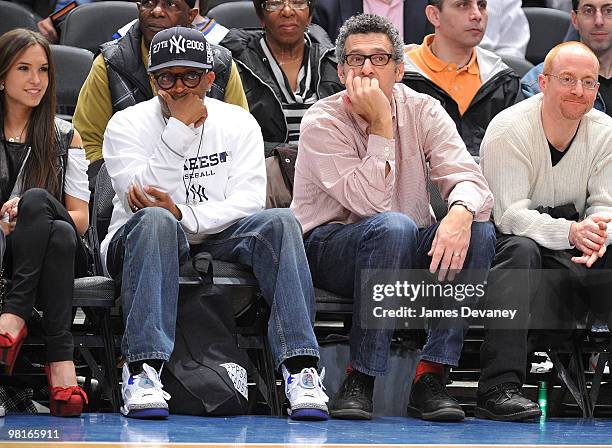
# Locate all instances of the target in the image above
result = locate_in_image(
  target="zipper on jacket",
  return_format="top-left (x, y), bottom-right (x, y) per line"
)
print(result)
top-left (234, 58), bottom-right (289, 143)
top-left (403, 67), bottom-right (517, 114)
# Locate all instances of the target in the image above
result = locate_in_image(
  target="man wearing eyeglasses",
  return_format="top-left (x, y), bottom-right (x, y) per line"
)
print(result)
top-left (292, 14), bottom-right (496, 421)
top-left (402, 0), bottom-right (522, 158)
top-left (102, 27), bottom-right (330, 420)
top-left (73, 0), bottom-right (249, 190)
top-left (523, 0), bottom-right (612, 116)
top-left (477, 41), bottom-right (612, 421)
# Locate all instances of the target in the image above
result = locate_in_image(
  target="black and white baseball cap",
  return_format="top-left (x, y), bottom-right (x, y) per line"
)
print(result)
top-left (147, 26), bottom-right (214, 73)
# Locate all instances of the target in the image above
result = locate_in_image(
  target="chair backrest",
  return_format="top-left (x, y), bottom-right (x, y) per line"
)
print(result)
top-left (523, 7), bottom-right (571, 65)
top-left (207, 1), bottom-right (261, 29)
top-left (51, 45), bottom-right (94, 121)
top-left (60, 2), bottom-right (139, 53)
top-left (0, 1), bottom-right (38, 36)
top-left (91, 163), bottom-right (116, 274)
top-left (501, 55), bottom-right (535, 78)
top-left (207, 0), bottom-right (246, 13)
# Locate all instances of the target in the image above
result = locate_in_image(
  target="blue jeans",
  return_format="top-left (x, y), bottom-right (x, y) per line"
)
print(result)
top-left (107, 207), bottom-right (319, 368)
top-left (304, 211), bottom-right (496, 376)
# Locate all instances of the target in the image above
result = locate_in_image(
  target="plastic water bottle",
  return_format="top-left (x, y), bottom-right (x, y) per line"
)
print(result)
top-left (538, 381), bottom-right (548, 421)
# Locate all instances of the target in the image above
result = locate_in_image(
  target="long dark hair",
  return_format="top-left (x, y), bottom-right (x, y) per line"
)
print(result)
top-left (0, 29), bottom-right (59, 198)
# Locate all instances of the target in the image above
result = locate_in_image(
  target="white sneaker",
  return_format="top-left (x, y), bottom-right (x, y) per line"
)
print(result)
top-left (120, 363), bottom-right (171, 419)
top-left (282, 365), bottom-right (329, 420)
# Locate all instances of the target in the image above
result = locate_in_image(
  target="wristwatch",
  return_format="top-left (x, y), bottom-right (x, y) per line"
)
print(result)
top-left (450, 200), bottom-right (475, 217)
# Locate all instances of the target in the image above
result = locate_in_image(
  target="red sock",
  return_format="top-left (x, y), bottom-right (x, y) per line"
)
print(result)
top-left (413, 360), bottom-right (444, 383)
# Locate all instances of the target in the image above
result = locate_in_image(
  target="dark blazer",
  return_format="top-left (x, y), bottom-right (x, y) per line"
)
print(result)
top-left (312, 0), bottom-right (432, 44)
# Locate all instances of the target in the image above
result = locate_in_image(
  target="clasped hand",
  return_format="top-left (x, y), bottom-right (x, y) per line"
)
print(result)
top-left (569, 216), bottom-right (610, 267)
top-left (0, 197), bottom-right (20, 236)
top-left (127, 184), bottom-right (182, 220)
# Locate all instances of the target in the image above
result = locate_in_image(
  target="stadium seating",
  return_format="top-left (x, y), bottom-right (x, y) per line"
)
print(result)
top-left (59, 1), bottom-right (138, 53)
top-left (51, 45), bottom-right (94, 121)
top-left (207, 0), bottom-right (246, 12)
top-left (0, 1), bottom-right (37, 37)
top-left (501, 55), bottom-right (535, 78)
top-left (208, 1), bottom-right (261, 29)
top-left (524, 7), bottom-right (572, 65)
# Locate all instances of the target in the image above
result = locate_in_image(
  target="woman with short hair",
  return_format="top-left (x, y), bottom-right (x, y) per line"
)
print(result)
top-left (220, 0), bottom-right (343, 144)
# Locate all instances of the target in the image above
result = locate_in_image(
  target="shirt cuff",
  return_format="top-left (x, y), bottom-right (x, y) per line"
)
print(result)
top-left (367, 134), bottom-right (395, 162)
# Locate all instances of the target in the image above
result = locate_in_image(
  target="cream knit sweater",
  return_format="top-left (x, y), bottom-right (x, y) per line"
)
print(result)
top-left (481, 94), bottom-right (612, 250)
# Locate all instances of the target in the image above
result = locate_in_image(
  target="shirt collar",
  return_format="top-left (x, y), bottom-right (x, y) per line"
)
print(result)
top-left (420, 34), bottom-right (479, 75)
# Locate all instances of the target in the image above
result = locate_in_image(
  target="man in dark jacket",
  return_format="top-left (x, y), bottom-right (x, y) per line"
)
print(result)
top-left (313, 0), bottom-right (432, 45)
top-left (402, 0), bottom-right (522, 157)
top-left (220, 1), bottom-right (343, 145)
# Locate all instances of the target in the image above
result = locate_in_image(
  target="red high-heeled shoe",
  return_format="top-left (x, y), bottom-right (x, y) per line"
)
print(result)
top-left (0, 325), bottom-right (27, 375)
top-left (45, 365), bottom-right (88, 417)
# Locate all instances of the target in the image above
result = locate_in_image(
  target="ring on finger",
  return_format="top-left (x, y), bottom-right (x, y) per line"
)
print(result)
top-left (453, 252), bottom-right (460, 257)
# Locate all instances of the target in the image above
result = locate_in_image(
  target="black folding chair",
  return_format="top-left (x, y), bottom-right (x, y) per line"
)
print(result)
top-left (51, 45), bottom-right (94, 121)
top-left (207, 1), bottom-right (261, 29)
top-left (0, 1), bottom-right (37, 37)
top-left (59, 2), bottom-right (138, 53)
top-left (524, 7), bottom-right (572, 65)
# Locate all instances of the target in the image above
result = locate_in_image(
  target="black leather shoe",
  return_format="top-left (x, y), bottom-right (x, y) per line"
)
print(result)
top-left (407, 373), bottom-right (465, 421)
top-left (475, 383), bottom-right (541, 421)
top-left (330, 372), bottom-right (374, 419)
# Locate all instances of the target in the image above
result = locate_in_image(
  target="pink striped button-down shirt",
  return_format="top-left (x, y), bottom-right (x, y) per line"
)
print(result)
top-left (290, 83), bottom-right (493, 234)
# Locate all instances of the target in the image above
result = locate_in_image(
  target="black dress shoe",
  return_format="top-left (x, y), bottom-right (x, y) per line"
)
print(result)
top-left (407, 373), bottom-right (465, 421)
top-left (330, 372), bottom-right (374, 419)
top-left (475, 383), bottom-right (541, 421)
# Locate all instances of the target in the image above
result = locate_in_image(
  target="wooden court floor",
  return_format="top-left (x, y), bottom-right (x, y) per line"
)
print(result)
top-left (1, 414), bottom-right (612, 446)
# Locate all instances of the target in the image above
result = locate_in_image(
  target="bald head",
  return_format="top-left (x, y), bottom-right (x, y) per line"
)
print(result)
top-left (539, 41), bottom-right (600, 122)
top-left (543, 41), bottom-right (599, 77)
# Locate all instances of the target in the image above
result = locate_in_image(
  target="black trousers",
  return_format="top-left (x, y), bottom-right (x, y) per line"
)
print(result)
top-left (478, 233), bottom-right (612, 394)
top-left (2, 188), bottom-right (85, 363)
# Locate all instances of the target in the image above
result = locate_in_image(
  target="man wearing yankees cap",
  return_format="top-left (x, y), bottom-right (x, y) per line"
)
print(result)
top-left (101, 26), bottom-right (329, 421)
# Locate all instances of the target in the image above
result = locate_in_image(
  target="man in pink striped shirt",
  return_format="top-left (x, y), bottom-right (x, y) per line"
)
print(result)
top-left (291, 14), bottom-right (495, 421)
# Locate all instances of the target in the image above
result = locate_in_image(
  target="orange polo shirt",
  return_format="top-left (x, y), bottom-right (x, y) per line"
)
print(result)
top-left (407, 35), bottom-right (481, 116)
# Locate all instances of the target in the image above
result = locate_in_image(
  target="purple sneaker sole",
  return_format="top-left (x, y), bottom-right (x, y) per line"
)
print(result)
top-left (290, 408), bottom-right (329, 421)
top-left (125, 408), bottom-right (169, 419)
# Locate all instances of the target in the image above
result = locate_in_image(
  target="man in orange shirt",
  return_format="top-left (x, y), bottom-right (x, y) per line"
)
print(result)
top-left (403, 0), bottom-right (522, 157)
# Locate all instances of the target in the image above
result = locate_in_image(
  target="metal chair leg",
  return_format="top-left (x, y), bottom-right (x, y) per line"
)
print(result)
top-left (549, 350), bottom-right (585, 416)
top-left (262, 339), bottom-right (282, 416)
top-left (101, 309), bottom-right (120, 412)
top-left (572, 336), bottom-right (593, 418)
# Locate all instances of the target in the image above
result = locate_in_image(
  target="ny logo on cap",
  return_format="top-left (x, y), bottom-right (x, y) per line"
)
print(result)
top-left (169, 35), bottom-right (186, 54)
